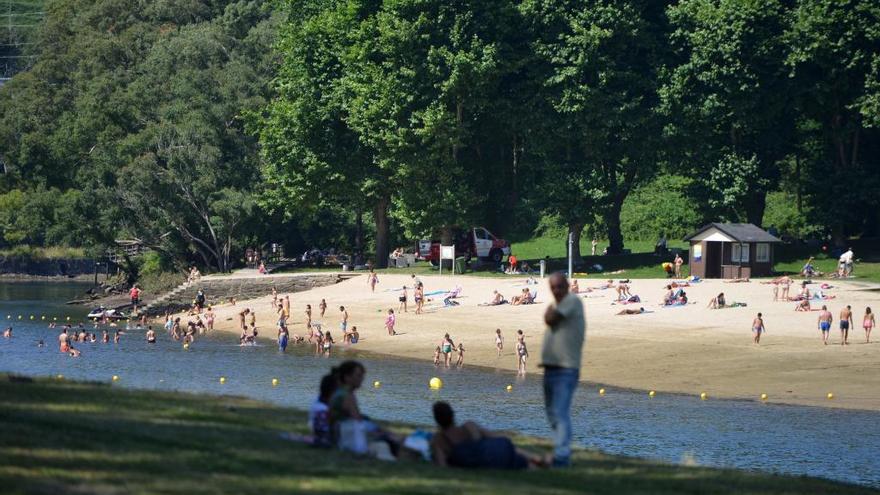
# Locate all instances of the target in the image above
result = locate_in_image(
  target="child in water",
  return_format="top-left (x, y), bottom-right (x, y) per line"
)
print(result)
top-left (495, 328), bottom-right (503, 356)
top-left (433, 346), bottom-right (441, 366)
top-left (456, 343), bottom-right (465, 367)
top-left (516, 330), bottom-right (528, 376)
top-left (385, 309), bottom-right (397, 336)
top-left (322, 331), bottom-right (334, 357)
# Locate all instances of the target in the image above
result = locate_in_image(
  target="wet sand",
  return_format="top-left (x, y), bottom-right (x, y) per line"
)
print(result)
top-left (197, 273), bottom-right (880, 411)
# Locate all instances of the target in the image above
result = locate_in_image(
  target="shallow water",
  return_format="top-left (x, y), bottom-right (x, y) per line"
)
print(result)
top-left (1, 281), bottom-right (878, 487)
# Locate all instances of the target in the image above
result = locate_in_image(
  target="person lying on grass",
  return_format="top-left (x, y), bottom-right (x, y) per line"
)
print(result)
top-left (430, 401), bottom-right (548, 469)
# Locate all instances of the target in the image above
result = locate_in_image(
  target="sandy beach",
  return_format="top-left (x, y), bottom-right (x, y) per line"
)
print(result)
top-left (199, 273), bottom-right (880, 411)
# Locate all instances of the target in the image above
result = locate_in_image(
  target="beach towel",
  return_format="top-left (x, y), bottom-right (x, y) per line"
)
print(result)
top-left (663, 301), bottom-right (692, 308)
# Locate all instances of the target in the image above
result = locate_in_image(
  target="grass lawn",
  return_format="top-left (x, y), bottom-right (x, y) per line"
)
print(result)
top-left (1, 375), bottom-right (876, 495)
top-left (274, 234), bottom-right (880, 283)
top-left (511, 237), bottom-right (688, 260)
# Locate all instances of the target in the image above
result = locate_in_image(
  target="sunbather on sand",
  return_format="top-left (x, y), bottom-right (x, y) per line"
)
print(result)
top-left (707, 292), bottom-right (726, 309)
top-left (615, 282), bottom-right (632, 301)
top-left (617, 307), bottom-right (646, 315)
top-left (484, 290), bottom-right (505, 306)
top-left (724, 278), bottom-right (751, 283)
top-left (594, 279), bottom-right (614, 290)
top-left (795, 299), bottom-right (812, 311)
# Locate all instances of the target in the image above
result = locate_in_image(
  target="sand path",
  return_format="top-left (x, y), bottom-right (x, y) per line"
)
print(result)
top-left (198, 273), bottom-right (880, 411)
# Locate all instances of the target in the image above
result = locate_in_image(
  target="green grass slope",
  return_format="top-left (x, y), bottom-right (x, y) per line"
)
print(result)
top-left (0, 375), bottom-right (876, 495)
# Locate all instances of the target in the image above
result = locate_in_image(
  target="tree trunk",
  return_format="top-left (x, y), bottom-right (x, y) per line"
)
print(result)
top-left (373, 196), bottom-right (391, 268)
top-left (604, 201), bottom-right (625, 254)
top-left (568, 223), bottom-right (584, 265)
top-left (354, 209), bottom-right (364, 254)
top-left (744, 189), bottom-right (767, 227)
top-left (441, 225), bottom-right (454, 271)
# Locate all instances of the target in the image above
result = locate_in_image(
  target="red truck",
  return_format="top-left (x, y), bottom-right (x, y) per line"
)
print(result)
top-left (419, 227), bottom-right (511, 265)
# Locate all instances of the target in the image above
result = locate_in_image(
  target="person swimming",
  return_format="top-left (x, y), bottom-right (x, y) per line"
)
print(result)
top-left (146, 326), bottom-right (156, 343)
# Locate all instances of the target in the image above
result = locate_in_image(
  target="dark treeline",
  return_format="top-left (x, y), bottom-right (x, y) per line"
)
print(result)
top-left (0, 0), bottom-right (878, 271)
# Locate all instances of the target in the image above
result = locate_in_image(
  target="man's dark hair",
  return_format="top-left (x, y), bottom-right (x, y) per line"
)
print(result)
top-left (433, 401), bottom-right (455, 429)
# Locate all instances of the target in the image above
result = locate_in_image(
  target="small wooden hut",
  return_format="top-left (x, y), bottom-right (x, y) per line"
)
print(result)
top-left (683, 223), bottom-right (781, 279)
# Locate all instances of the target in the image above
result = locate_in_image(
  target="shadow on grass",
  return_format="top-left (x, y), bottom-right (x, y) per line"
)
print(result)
top-left (0, 377), bottom-right (875, 495)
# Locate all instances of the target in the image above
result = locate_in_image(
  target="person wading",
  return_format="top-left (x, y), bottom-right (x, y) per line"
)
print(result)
top-left (541, 272), bottom-right (586, 467)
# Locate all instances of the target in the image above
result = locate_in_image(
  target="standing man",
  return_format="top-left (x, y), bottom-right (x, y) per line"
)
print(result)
top-left (591, 238), bottom-right (598, 256)
top-left (129, 284), bottom-right (141, 314)
top-left (541, 272), bottom-right (586, 467)
top-left (839, 247), bottom-right (854, 277)
top-left (339, 306), bottom-right (349, 333)
top-left (818, 305), bottom-right (833, 345)
top-left (839, 305), bottom-right (853, 345)
top-left (673, 253), bottom-right (684, 279)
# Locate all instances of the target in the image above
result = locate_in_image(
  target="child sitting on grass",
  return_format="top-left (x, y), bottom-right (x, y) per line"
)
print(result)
top-left (309, 374), bottom-right (337, 447)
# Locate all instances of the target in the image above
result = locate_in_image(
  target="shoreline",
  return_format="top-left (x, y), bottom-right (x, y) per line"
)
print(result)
top-left (0, 273), bottom-right (96, 282)
top-left (168, 272), bottom-right (880, 411)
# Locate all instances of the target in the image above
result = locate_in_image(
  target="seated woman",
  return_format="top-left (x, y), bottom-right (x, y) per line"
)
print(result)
top-left (329, 361), bottom-right (400, 455)
top-left (662, 285), bottom-right (675, 305)
top-left (430, 401), bottom-right (546, 469)
top-left (707, 292), bottom-right (726, 309)
top-left (795, 298), bottom-right (812, 311)
top-left (802, 257), bottom-right (817, 277)
top-left (510, 288), bottom-right (530, 306)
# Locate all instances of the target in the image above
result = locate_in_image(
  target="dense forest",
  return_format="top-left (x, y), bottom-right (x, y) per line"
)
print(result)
top-left (0, 0), bottom-right (878, 270)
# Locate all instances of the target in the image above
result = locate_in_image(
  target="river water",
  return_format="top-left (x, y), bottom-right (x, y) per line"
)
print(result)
top-left (1, 281), bottom-right (878, 487)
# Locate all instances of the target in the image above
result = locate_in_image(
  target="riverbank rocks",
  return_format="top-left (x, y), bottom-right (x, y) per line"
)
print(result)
top-left (143, 273), bottom-right (353, 315)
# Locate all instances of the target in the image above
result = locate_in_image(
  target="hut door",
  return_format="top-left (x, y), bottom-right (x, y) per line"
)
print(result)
top-left (705, 242), bottom-right (722, 278)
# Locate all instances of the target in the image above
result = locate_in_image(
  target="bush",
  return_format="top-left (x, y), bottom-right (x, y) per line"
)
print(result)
top-left (621, 175), bottom-right (701, 241)
top-left (138, 271), bottom-right (184, 294)
top-left (762, 191), bottom-right (823, 240)
top-left (137, 251), bottom-right (174, 278)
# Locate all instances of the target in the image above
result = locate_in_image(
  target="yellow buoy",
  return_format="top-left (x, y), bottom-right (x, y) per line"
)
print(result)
top-left (183, 343), bottom-right (190, 350)
top-left (599, 388), bottom-right (606, 396)
top-left (429, 377), bottom-right (443, 390)
top-left (506, 385), bottom-right (513, 392)
top-left (272, 378), bottom-right (279, 387)
top-left (760, 393), bottom-right (768, 401)
top-left (649, 390), bottom-right (656, 398)
top-left (29, 315), bottom-right (34, 320)
top-left (112, 375), bottom-right (119, 382)
top-left (373, 381), bottom-right (381, 389)
top-left (700, 392), bottom-right (708, 400)
top-left (219, 376), bottom-right (226, 384)
top-left (56, 374), bottom-right (64, 380)
top-left (17, 315), bottom-right (22, 320)
top-left (41, 316), bottom-right (45, 320)
top-left (827, 392), bottom-right (834, 400)
top-left (53, 317), bottom-right (57, 321)
top-left (66, 316), bottom-right (70, 321)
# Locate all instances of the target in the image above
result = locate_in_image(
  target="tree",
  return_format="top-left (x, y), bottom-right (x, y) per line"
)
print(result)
top-left (785, 0), bottom-right (880, 241)
top-left (524, 0), bottom-right (668, 254)
top-left (662, 0), bottom-right (794, 226)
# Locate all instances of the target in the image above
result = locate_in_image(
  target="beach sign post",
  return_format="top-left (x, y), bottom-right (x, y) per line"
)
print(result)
top-left (439, 245), bottom-right (455, 276)
top-left (567, 231), bottom-right (574, 280)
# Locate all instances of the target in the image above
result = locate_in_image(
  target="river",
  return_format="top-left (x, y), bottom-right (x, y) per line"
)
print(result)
top-left (0, 281), bottom-right (878, 487)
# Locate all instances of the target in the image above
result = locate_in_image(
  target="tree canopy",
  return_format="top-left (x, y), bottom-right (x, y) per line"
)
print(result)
top-left (0, 0), bottom-right (877, 271)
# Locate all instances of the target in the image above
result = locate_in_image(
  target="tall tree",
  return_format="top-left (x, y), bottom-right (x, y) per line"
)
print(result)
top-left (785, 0), bottom-right (880, 241)
top-left (662, 0), bottom-right (794, 225)
top-left (524, 0), bottom-right (668, 254)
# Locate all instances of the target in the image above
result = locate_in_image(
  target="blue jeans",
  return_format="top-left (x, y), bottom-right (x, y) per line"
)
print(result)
top-left (543, 367), bottom-right (579, 465)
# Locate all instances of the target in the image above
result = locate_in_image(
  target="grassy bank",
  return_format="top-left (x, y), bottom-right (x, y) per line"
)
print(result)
top-left (1, 375), bottom-right (875, 495)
